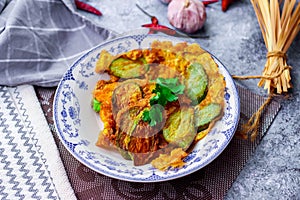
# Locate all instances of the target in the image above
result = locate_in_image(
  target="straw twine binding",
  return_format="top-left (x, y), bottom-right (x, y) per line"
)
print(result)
top-left (232, 51), bottom-right (291, 80)
top-left (233, 51), bottom-right (288, 141)
top-left (231, 0), bottom-right (299, 140)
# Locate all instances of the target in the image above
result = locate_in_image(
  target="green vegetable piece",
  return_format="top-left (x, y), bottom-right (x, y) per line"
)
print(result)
top-left (142, 104), bottom-right (164, 126)
top-left (155, 77), bottom-right (185, 95)
top-left (119, 107), bottom-right (141, 136)
top-left (115, 107), bottom-right (141, 150)
top-left (163, 107), bottom-right (196, 150)
top-left (150, 77), bottom-right (185, 107)
top-left (142, 109), bottom-right (151, 123)
top-left (92, 98), bottom-right (101, 112)
top-left (185, 63), bottom-right (208, 105)
top-left (110, 57), bottom-right (149, 78)
top-left (112, 82), bottom-right (142, 116)
top-left (143, 77), bottom-right (185, 127)
top-left (118, 149), bottom-right (133, 160)
top-left (115, 124), bottom-right (133, 160)
top-left (194, 103), bottom-right (222, 128)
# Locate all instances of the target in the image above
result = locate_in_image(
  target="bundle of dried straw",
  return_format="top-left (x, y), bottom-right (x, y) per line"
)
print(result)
top-left (234, 0), bottom-right (300, 94)
top-left (234, 0), bottom-right (300, 140)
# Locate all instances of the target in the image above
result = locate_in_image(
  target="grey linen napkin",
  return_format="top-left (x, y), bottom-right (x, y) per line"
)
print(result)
top-left (0, 0), bottom-right (115, 87)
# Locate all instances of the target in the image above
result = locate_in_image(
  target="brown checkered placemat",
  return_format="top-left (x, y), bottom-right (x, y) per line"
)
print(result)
top-left (35, 84), bottom-right (281, 200)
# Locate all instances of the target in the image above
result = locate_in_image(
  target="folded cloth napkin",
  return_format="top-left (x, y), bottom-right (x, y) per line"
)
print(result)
top-left (0, 0), bottom-right (115, 87)
top-left (0, 85), bottom-right (76, 199)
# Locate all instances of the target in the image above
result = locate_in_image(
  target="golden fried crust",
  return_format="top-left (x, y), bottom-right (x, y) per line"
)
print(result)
top-left (93, 41), bottom-right (226, 167)
top-left (95, 50), bottom-right (114, 73)
top-left (149, 41), bottom-right (225, 142)
top-left (125, 49), bottom-right (143, 60)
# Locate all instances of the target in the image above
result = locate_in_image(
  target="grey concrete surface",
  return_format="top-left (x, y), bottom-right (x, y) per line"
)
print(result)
top-left (77, 0), bottom-right (300, 199)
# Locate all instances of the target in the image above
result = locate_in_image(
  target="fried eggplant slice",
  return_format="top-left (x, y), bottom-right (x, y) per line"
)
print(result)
top-left (95, 50), bottom-right (114, 73)
top-left (115, 106), bottom-right (162, 163)
top-left (163, 107), bottom-right (196, 150)
top-left (109, 57), bottom-right (149, 78)
top-left (115, 107), bottom-right (161, 151)
top-left (184, 62), bottom-right (208, 105)
top-left (112, 82), bottom-right (142, 117)
top-left (194, 103), bottom-right (222, 128)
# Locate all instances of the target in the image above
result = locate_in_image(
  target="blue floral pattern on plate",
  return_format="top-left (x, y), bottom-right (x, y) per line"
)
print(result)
top-left (53, 33), bottom-right (240, 182)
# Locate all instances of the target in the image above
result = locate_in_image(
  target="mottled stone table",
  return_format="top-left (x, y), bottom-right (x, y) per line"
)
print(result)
top-left (77, 0), bottom-right (300, 199)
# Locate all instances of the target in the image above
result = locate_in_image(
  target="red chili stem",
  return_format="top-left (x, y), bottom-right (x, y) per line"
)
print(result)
top-left (151, 17), bottom-right (159, 25)
top-left (136, 4), bottom-right (153, 18)
top-left (202, 0), bottom-right (219, 6)
top-left (136, 4), bottom-right (159, 25)
top-left (75, 0), bottom-right (102, 16)
top-left (136, 4), bottom-right (177, 36)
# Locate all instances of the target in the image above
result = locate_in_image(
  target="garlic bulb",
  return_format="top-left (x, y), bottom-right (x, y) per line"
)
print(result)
top-left (167, 0), bottom-right (206, 34)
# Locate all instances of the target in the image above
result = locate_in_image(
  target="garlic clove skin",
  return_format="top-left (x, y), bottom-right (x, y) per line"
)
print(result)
top-left (168, 0), bottom-right (206, 34)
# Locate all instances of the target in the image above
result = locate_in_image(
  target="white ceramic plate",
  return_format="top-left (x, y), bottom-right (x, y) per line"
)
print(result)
top-left (53, 33), bottom-right (240, 182)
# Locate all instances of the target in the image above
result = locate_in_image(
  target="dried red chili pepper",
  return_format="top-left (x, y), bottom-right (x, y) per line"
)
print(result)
top-left (136, 4), bottom-right (208, 38)
top-left (202, 0), bottom-right (219, 6)
top-left (136, 4), bottom-right (176, 35)
top-left (75, 0), bottom-right (102, 16)
top-left (222, 0), bottom-right (234, 12)
top-left (141, 24), bottom-right (177, 35)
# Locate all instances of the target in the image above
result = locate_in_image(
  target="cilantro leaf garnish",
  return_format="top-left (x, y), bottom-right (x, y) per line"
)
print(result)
top-left (155, 77), bottom-right (185, 95)
top-left (150, 77), bottom-right (185, 106)
top-left (142, 105), bottom-right (163, 126)
top-left (143, 77), bottom-right (185, 126)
